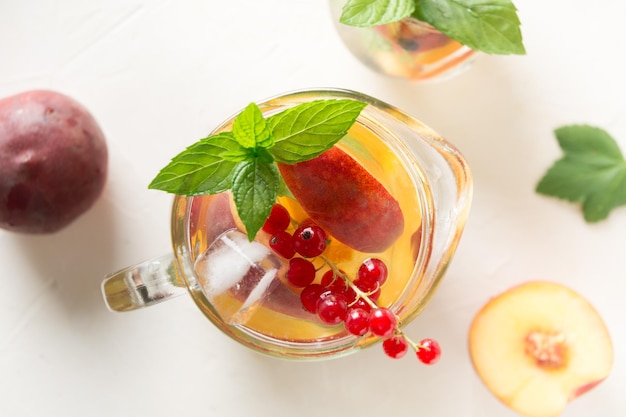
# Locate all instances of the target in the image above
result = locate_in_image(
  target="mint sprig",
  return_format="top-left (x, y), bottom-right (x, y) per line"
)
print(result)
top-left (339, 0), bottom-right (525, 55)
top-left (536, 125), bottom-right (626, 222)
top-left (149, 99), bottom-right (366, 240)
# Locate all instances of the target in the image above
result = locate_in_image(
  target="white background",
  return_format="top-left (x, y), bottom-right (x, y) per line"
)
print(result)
top-left (1, 1), bottom-right (624, 416)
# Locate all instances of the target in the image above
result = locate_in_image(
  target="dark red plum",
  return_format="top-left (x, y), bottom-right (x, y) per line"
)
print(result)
top-left (0, 90), bottom-right (108, 233)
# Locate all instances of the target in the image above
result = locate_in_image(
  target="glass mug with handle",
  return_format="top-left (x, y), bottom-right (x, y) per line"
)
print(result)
top-left (101, 88), bottom-right (472, 360)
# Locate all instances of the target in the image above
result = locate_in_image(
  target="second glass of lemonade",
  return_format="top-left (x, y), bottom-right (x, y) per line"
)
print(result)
top-left (328, 0), bottom-right (476, 82)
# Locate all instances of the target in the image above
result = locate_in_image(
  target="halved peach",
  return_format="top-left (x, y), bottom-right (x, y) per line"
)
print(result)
top-left (469, 281), bottom-right (613, 417)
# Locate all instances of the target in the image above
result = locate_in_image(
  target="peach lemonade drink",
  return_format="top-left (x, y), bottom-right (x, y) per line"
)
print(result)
top-left (103, 89), bottom-right (472, 361)
top-left (183, 121), bottom-right (424, 346)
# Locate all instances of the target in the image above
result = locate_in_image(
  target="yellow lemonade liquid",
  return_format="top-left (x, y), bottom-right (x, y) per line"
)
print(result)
top-left (186, 119), bottom-right (426, 345)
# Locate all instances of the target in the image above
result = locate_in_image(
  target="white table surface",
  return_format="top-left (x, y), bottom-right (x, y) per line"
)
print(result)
top-left (1, 1), bottom-right (624, 416)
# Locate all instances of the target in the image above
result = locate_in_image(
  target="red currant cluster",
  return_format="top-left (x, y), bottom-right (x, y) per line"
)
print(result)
top-left (262, 203), bottom-right (441, 364)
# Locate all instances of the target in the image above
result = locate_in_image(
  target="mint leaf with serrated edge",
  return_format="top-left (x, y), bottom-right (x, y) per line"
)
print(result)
top-left (268, 99), bottom-right (367, 163)
top-left (233, 103), bottom-right (273, 149)
top-left (339, 0), bottom-right (525, 55)
top-left (232, 160), bottom-right (280, 240)
top-left (536, 125), bottom-right (626, 222)
top-left (340, 0), bottom-right (415, 27)
top-left (149, 98), bottom-right (364, 240)
top-left (148, 132), bottom-right (239, 195)
top-left (414, 0), bottom-right (525, 55)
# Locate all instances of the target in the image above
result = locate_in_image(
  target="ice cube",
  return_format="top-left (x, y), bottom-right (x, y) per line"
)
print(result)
top-left (194, 229), bottom-right (286, 324)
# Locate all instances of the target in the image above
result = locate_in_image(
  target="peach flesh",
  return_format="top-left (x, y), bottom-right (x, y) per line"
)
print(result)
top-left (468, 281), bottom-right (613, 417)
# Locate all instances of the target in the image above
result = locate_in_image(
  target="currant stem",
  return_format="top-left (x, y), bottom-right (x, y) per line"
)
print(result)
top-left (268, 206), bottom-right (439, 363)
top-left (323, 256), bottom-right (427, 354)
top-left (321, 256), bottom-right (379, 310)
top-left (395, 329), bottom-right (424, 353)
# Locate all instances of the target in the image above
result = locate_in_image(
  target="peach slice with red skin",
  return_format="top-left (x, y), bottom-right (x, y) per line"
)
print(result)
top-left (277, 146), bottom-right (404, 253)
top-left (469, 281), bottom-right (613, 417)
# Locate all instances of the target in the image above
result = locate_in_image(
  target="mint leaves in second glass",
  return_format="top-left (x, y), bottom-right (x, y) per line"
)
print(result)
top-left (340, 0), bottom-right (416, 27)
top-left (339, 0), bottom-right (525, 55)
top-left (149, 99), bottom-right (366, 240)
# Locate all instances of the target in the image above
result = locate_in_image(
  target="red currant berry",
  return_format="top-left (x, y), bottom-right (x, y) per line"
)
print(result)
top-left (269, 231), bottom-right (295, 259)
top-left (353, 277), bottom-right (378, 293)
top-left (416, 338), bottom-right (441, 365)
top-left (316, 293), bottom-right (348, 325)
top-left (262, 204), bottom-right (291, 234)
top-left (344, 307), bottom-right (370, 336)
top-left (369, 308), bottom-right (396, 338)
top-left (357, 258), bottom-right (388, 287)
top-left (300, 284), bottom-right (326, 313)
top-left (382, 335), bottom-right (409, 359)
top-left (286, 258), bottom-right (316, 287)
top-left (351, 297), bottom-right (373, 314)
top-left (341, 286), bottom-right (358, 304)
top-left (321, 269), bottom-right (347, 292)
top-left (297, 218), bottom-right (317, 229)
top-left (368, 288), bottom-right (381, 302)
top-left (293, 223), bottom-right (327, 257)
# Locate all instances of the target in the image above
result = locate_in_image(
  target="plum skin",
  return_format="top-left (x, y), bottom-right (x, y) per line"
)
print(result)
top-left (0, 90), bottom-right (108, 233)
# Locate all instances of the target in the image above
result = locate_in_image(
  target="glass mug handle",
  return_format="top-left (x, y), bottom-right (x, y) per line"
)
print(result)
top-left (101, 254), bottom-right (187, 312)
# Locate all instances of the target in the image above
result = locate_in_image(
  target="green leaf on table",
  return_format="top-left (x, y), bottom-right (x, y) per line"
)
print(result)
top-left (148, 132), bottom-right (239, 195)
top-left (413, 0), bottom-right (525, 55)
top-left (231, 160), bottom-right (280, 240)
top-left (536, 125), bottom-right (626, 222)
top-left (268, 99), bottom-right (366, 163)
top-left (340, 0), bottom-right (415, 27)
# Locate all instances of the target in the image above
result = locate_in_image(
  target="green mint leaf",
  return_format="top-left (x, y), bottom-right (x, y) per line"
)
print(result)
top-left (267, 99), bottom-right (366, 163)
top-left (277, 175), bottom-right (294, 199)
top-left (414, 0), bottom-right (525, 55)
top-left (233, 102), bottom-right (273, 149)
top-left (221, 142), bottom-right (275, 164)
top-left (220, 146), bottom-right (256, 162)
top-left (255, 147), bottom-right (275, 164)
top-left (231, 160), bottom-right (279, 240)
top-left (536, 125), bottom-right (626, 222)
top-left (149, 99), bottom-right (364, 240)
top-left (148, 132), bottom-right (239, 195)
top-left (340, 0), bottom-right (415, 27)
